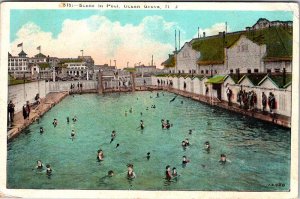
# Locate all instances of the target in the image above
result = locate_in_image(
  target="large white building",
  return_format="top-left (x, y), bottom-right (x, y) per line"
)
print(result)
top-left (8, 51), bottom-right (28, 72)
top-left (161, 18), bottom-right (292, 76)
top-left (65, 62), bottom-right (87, 77)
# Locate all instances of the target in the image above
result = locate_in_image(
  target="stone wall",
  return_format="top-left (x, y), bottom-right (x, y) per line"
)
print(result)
top-left (8, 81), bottom-right (47, 112)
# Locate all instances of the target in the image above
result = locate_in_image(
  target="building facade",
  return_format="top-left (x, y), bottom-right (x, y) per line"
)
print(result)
top-left (175, 42), bottom-right (200, 74)
top-left (8, 51), bottom-right (29, 72)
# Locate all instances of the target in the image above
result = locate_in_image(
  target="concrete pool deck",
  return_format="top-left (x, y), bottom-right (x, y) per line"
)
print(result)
top-left (7, 91), bottom-right (69, 141)
top-left (162, 86), bottom-right (291, 128)
top-left (7, 86), bottom-right (290, 141)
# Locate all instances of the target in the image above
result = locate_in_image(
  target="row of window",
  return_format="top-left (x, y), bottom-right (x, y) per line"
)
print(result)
top-left (229, 68), bottom-right (283, 74)
top-left (200, 70), bottom-right (218, 75)
top-left (9, 58), bottom-right (27, 61)
top-left (177, 69), bottom-right (196, 74)
top-left (68, 64), bottom-right (85, 67)
top-left (9, 67), bottom-right (27, 70)
top-left (9, 63), bottom-right (27, 66)
top-left (68, 66), bottom-right (85, 70)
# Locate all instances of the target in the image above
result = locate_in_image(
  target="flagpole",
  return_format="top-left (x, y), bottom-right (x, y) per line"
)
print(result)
top-left (39, 46), bottom-right (41, 54)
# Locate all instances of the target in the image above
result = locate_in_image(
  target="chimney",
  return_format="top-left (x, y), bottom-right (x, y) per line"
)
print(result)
top-left (179, 30), bottom-right (181, 49)
top-left (237, 68), bottom-right (240, 80)
top-left (175, 30), bottom-right (177, 52)
top-left (283, 68), bottom-right (286, 86)
top-left (203, 32), bottom-right (205, 38)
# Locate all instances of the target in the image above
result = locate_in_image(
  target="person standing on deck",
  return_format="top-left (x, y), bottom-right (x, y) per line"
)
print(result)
top-left (226, 88), bottom-right (232, 106)
top-left (262, 92), bottom-right (267, 113)
top-left (8, 100), bottom-right (15, 125)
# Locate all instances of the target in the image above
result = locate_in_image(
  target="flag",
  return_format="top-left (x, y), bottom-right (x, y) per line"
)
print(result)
top-left (80, 50), bottom-right (83, 52)
top-left (17, 42), bottom-right (23, 47)
top-left (37, 46), bottom-right (41, 50)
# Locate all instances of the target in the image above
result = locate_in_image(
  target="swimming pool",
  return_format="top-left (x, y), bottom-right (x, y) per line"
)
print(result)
top-left (7, 91), bottom-right (291, 191)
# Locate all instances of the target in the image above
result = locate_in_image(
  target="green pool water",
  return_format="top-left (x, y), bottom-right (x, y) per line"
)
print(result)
top-left (7, 91), bottom-right (291, 191)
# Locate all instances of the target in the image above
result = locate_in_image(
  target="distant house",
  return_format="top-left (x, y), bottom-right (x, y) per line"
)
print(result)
top-left (64, 61), bottom-right (87, 77)
top-left (251, 18), bottom-right (292, 30)
top-left (134, 64), bottom-right (157, 75)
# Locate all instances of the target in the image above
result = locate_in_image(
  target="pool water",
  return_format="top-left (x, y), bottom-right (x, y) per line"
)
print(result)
top-left (7, 91), bottom-right (291, 191)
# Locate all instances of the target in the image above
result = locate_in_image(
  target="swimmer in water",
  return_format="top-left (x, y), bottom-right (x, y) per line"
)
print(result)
top-left (110, 130), bottom-right (116, 143)
top-left (116, 143), bottom-right (120, 148)
top-left (182, 141), bottom-right (187, 148)
top-left (166, 120), bottom-right (171, 129)
top-left (46, 164), bottom-right (52, 176)
top-left (182, 156), bottom-right (190, 164)
top-left (205, 141), bottom-right (211, 151)
top-left (129, 107), bottom-right (133, 113)
top-left (188, 129), bottom-right (192, 135)
top-left (72, 116), bottom-right (77, 122)
top-left (161, 119), bottom-right (165, 128)
top-left (36, 160), bottom-right (43, 169)
top-left (140, 112), bottom-right (143, 116)
top-left (97, 149), bottom-right (104, 161)
top-left (146, 107), bottom-right (149, 111)
top-left (172, 167), bottom-right (178, 181)
top-left (127, 164), bottom-right (136, 179)
top-left (67, 117), bottom-right (69, 123)
top-left (153, 105), bottom-right (156, 108)
top-left (40, 127), bottom-right (44, 134)
top-left (146, 152), bottom-right (150, 160)
top-left (219, 154), bottom-right (227, 164)
top-left (185, 138), bottom-right (190, 146)
top-left (165, 165), bottom-right (172, 181)
top-left (71, 130), bottom-right (75, 140)
top-left (140, 120), bottom-right (144, 130)
top-left (108, 170), bottom-right (114, 177)
top-left (181, 101), bottom-right (183, 104)
top-left (52, 119), bottom-right (58, 127)
top-left (125, 110), bottom-right (127, 116)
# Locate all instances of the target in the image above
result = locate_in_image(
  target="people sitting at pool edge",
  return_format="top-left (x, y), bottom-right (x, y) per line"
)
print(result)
top-left (127, 164), bottom-right (136, 179)
top-left (97, 149), bottom-right (104, 161)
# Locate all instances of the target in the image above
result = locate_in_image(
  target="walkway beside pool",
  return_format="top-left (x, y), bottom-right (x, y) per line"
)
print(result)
top-left (162, 86), bottom-right (291, 128)
top-left (7, 92), bottom-right (69, 141)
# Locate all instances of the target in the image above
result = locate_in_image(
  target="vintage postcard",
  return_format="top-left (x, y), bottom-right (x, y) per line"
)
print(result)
top-left (0, 1), bottom-right (298, 199)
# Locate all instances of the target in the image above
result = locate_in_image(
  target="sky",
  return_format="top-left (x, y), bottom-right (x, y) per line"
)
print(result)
top-left (10, 9), bottom-right (293, 68)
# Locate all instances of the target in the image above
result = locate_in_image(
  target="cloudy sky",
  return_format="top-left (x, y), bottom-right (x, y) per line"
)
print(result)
top-left (10, 9), bottom-right (292, 68)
